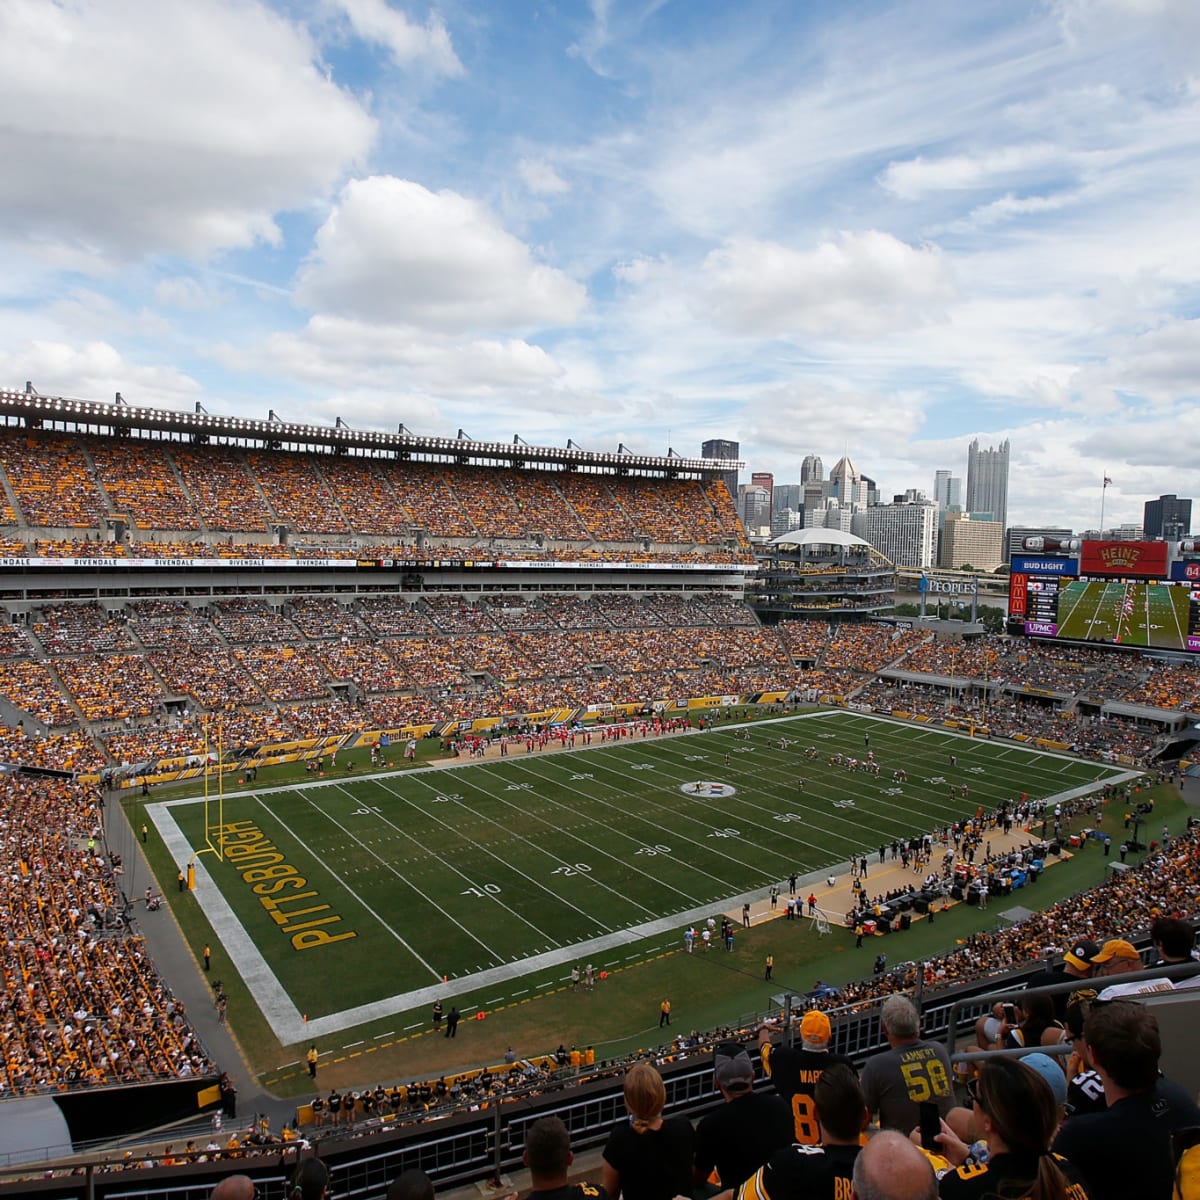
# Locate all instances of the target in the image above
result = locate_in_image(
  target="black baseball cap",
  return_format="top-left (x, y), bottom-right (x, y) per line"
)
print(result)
top-left (1064, 939), bottom-right (1101, 971)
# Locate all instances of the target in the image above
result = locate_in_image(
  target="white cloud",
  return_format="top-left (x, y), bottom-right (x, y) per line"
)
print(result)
top-left (0, 341), bottom-right (200, 408)
top-left (0, 0), bottom-right (375, 263)
top-left (879, 143), bottom-right (1060, 200)
top-left (263, 314), bottom-right (565, 390)
top-left (518, 158), bottom-right (570, 197)
top-left (698, 231), bottom-right (955, 339)
top-left (294, 176), bottom-right (587, 331)
top-left (329, 0), bottom-right (462, 75)
top-left (154, 277), bottom-right (225, 312)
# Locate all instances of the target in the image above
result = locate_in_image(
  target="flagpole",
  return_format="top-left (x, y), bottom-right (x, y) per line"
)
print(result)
top-left (1099, 473), bottom-right (1108, 536)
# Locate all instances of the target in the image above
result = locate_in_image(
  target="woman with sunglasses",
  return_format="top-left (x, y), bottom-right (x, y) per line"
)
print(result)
top-left (934, 1058), bottom-right (1091, 1199)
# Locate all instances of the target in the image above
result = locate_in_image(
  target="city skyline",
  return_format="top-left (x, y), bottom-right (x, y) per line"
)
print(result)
top-left (1, 1), bottom-right (1197, 534)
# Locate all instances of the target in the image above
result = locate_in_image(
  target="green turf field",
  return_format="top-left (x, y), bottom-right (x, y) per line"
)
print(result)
top-left (1054, 580), bottom-right (1192, 649)
top-left (149, 710), bottom-right (1130, 1045)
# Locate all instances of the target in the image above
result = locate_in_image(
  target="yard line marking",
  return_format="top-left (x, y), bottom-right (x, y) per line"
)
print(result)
top-left (403, 774), bottom-right (626, 932)
top-left (368, 778), bottom-right (563, 944)
top-left (512, 988), bottom-right (528, 995)
top-left (323, 785), bottom-right (517, 954)
top-left (402, 1023), bottom-right (421, 1031)
top-left (343, 1040), bottom-right (364, 1048)
top-left (375, 1031), bottom-right (395, 1039)
top-left (448, 763), bottom-right (690, 911)
top-left (262, 790), bottom-right (468, 977)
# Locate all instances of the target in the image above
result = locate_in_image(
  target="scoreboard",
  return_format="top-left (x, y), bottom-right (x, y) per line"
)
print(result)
top-left (1024, 577), bottom-right (1061, 636)
top-left (1008, 570), bottom-right (1200, 653)
top-left (1009, 573), bottom-right (1060, 636)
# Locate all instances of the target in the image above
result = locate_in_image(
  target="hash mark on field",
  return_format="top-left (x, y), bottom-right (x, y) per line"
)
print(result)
top-left (536, 980), bottom-right (554, 988)
top-left (343, 1040), bottom-right (364, 1048)
top-left (402, 1023), bottom-right (421, 1031)
top-left (513, 988), bottom-right (528, 995)
top-left (489, 996), bottom-right (506, 1003)
top-left (375, 1031), bottom-right (395, 1039)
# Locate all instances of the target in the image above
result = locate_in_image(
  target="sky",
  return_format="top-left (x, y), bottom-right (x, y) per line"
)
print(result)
top-left (1, 0), bottom-right (1198, 534)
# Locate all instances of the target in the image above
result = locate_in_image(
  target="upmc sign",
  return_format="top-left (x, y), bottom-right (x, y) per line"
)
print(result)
top-left (1079, 540), bottom-right (1169, 579)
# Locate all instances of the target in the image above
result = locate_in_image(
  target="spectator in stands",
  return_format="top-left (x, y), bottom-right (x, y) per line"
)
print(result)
top-left (693, 1041), bottom-right (793, 1191)
top-left (602, 1061), bottom-right (695, 1200)
top-left (726, 1062), bottom-right (867, 1200)
top-left (1150, 917), bottom-right (1197, 964)
top-left (210, 1176), bottom-right (254, 1200)
top-left (860, 996), bottom-right (954, 1134)
top-left (1091, 938), bottom-right (1143, 980)
top-left (1024, 940), bottom-right (1100, 1020)
top-left (387, 1169), bottom-right (435, 1200)
top-left (851, 1130), bottom-right (938, 1200)
top-left (1053, 1001), bottom-right (1200, 1200)
top-left (757, 1010), bottom-right (855, 1144)
top-left (290, 1159), bottom-right (330, 1200)
top-left (933, 1056), bottom-right (1086, 1200)
top-left (524, 1116), bottom-right (602, 1200)
top-left (994, 993), bottom-right (1065, 1051)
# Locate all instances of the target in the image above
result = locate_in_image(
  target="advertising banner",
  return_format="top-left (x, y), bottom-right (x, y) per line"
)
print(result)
top-left (1079, 540), bottom-right (1169, 578)
top-left (1010, 555), bottom-right (1079, 575)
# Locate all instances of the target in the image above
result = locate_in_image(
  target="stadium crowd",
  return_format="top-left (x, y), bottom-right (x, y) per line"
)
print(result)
top-left (0, 588), bottom-right (1190, 775)
top-left (0, 774), bottom-right (214, 1096)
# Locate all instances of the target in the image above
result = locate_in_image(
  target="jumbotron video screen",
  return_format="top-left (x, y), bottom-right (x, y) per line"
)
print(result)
top-left (1010, 576), bottom-right (1200, 653)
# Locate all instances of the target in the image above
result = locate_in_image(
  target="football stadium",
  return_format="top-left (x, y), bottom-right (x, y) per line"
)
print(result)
top-left (1, 391), bottom-right (1198, 1198)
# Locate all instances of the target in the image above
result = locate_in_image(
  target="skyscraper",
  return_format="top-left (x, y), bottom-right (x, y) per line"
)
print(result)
top-left (852, 500), bottom-right (937, 569)
top-left (965, 439), bottom-right (1009, 531)
top-left (701, 438), bottom-right (739, 505)
top-left (1143, 494), bottom-right (1191, 540)
top-left (828, 455), bottom-right (867, 508)
top-left (933, 469), bottom-right (963, 511)
top-left (800, 454), bottom-right (823, 484)
top-left (751, 472), bottom-right (775, 509)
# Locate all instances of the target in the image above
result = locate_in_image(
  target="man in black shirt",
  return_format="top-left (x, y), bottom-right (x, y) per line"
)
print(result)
top-left (732, 1064), bottom-right (866, 1200)
top-left (694, 1043), bottom-right (793, 1191)
top-left (525, 1116), bottom-right (605, 1200)
top-left (1053, 1000), bottom-right (1200, 1200)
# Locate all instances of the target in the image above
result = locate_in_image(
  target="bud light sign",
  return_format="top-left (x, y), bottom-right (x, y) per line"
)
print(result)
top-left (1010, 556), bottom-right (1078, 575)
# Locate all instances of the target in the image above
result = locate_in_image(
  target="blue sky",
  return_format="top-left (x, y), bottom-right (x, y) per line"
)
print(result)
top-left (1, 0), bottom-right (1198, 532)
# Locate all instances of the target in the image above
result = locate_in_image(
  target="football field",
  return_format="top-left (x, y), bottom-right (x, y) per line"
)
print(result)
top-left (151, 711), bottom-right (1130, 1043)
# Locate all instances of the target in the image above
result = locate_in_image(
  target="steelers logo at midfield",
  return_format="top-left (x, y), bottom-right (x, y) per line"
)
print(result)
top-left (680, 781), bottom-right (737, 798)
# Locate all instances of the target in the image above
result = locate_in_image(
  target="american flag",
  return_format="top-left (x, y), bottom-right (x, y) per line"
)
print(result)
top-left (1103, 475), bottom-right (1113, 488)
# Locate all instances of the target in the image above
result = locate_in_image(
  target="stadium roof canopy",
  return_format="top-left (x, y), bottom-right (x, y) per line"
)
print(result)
top-left (0, 388), bottom-right (744, 479)
top-left (770, 528), bottom-right (872, 550)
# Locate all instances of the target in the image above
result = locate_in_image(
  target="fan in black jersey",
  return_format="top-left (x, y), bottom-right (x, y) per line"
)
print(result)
top-left (732, 1064), bottom-right (866, 1200)
top-left (758, 1010), bottom-right (855, 1145)
top-left (934, 1057), bottom-right (1090, 1200)
top-left (525, 1116), bottom-right (607, 1200)
top-left (1062, 991), bottom-right (1107, 1117)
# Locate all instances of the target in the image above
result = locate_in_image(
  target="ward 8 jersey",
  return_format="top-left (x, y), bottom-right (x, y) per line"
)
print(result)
top-left (760, 1043), bottom-right (855, 1144)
